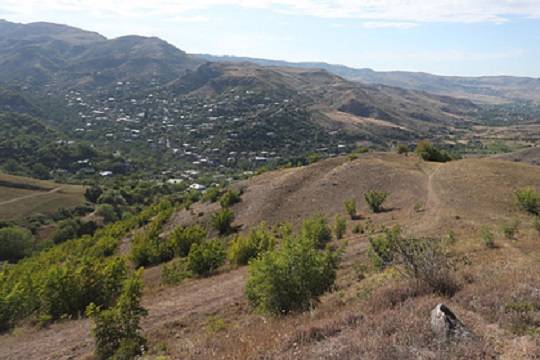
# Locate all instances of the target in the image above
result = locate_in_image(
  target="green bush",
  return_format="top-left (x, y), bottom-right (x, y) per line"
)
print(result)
top-left (368, 226), bottom-right (400, 269)
top-left (534, 216), bottom-right (540, 233)
top-left (334, 216), bottom-right (347, 240)
top-left (415, 140), bottom-right (452, 162)
top-left (87, 269), bottom-right (147, 360)
top-left (501, 219), bottom-right (520, 240)
top-left (202, 186), bottom-right (223, 203)
top-left (0, 226), bottom-right (33, 263)
top-left (187, 240), bottom-right (226, 276)
top-left (396, 143), bottom-right (410, 155)
top-left (515, 187), bottom-right (538, 214)
top-left (161, 258), bottom-right (190, 285)
top-left (130, 207), bottom-right (175, 267)
top-left (344, 199), bottom-right (357, 219)
top-left (96, 204), bottom-right (119, 224)
top-left (364, 190), bottom-right (388, 213)
top-left (219, 189), bottom-right (241, 208)
top-left (480, 226), bottom-right (495, 248)
top-left (245, 235), bottom-right (339, 314)
top-left (301, 215), bottom-right (332, 248)
top-left (211, 208), bottom-right (235, 235)
top-left (169, 224), bottom-right (207, 257)
top-left (352, 223), bottom-right (363, 234)
top-left (228, 224), bottom-right (275, 266)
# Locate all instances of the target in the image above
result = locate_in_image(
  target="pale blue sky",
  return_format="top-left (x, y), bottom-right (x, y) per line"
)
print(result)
top-left (1, 0), bottom-right (539, 77)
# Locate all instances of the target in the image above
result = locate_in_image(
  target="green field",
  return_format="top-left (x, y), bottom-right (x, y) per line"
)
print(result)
top-left (0, 173), bottom-right (86, 221)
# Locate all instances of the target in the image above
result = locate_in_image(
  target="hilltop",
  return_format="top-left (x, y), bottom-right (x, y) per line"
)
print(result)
top-left (2, 152), bottom-right (539, 359)
top-left (200, 54), bottom-right (540, 104)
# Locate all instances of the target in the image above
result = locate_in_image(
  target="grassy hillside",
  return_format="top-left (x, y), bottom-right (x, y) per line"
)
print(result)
top-left (0, 172), bottom-right (85, 220)
top-left (2, 153), bottom-right (539, 359)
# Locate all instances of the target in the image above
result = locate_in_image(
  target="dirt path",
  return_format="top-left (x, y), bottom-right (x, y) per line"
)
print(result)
top-left (0, 187), bottom-right (62, 206)
top-left (409, 163), bottom-right (444, 234)
top-left (0, 267), bottom-right (247, 360)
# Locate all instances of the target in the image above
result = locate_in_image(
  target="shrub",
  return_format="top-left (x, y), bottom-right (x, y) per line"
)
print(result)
top-left (334, 216), bottom-right (347, 240)
top-left (515, 187), bottom-right (538, 214)
top-left (87, 269), bottom-right (148, 360)
top-left (228, 224), bottom-right (275, 266)
top-left (161, 258), bottom-right (190, 285)
top-left (96, 204), bottom-right (118, 224)
top-left (352, 223), bottom-right (363, 234)
top-left (368, 226), bottom-right (400, 269)
top-left (219, 190), bottom-right (241, 208)
top-left (169, 224), bottom-right (207, 257)
top-left (245, 235), bottom-right (339, 314)
top-left (301, 215), bottom-right (332, 248)
top-left (392, 236), bottom-right (459, 296)
top-left (211, 208), bottom-right (235, 235)
top-left (0, 227), bottom-right (33, 263)
top-left (396, 144), bottom-right (410, 155)
top-left (85, 186), bottom-right (103, 203)
top-left (501, 219), bottom-right (520, 240)
top-left (535, 216), bottom-right (540, 233)
top-left (202, 186), bottom-right (223, 203)
top-left (415, 140), bottom-right (452, 162)
top-left (187, 240), bottom-right (226, 276)
top-left (480, 226), bottom-right (495, 248)
top-left (364, 190), bottom-right (388, 213)
top-left (344, 199), bottom-right (357, 219)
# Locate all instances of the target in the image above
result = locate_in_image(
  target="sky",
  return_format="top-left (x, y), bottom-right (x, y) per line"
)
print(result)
top-left (1, 0), bottom-right (540, 77)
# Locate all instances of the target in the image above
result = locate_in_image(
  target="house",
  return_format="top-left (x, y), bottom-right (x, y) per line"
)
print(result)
top-left (189, 183), bottom-right (206, 191)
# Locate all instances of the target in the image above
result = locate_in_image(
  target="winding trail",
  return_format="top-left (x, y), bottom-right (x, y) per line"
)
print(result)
top-left (0, 187), bottom-right (62, 206)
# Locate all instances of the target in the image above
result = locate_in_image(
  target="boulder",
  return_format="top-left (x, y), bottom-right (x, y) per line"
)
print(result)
top-left (431, 303), bottom-right (471, 339)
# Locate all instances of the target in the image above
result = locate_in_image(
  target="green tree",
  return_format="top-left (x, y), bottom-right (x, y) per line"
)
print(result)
top-left (170, 224), bottom-right (207, 257)
top-left (245, 235), bottom-right (339, 314)
top-left (211, 208), bottom-right (235, 235)
top-left (87, 269), bottom-right (148, 360)
top-left (0, 227), bottom-right (33, 262)
top-left (187, 240), bottom-right (226, 276)
top-left (219, 189), bottom-right (241, 208)
top-left (415, 140), bottom-right (452, 162)
top-left (228, 223), bottom-right (275, 266)
top-left (96, 204), bottom-right (119, 224)
top-left (364, 190), bottom-right (388, 213)
top-left (344, 199), bottom-right (357, 219)
top-left (515, 187), bottom-right (538, 214)
top-left (334, 215), bottom-right (346, 240)
top-left (301, 215), bottom-right (332, 248)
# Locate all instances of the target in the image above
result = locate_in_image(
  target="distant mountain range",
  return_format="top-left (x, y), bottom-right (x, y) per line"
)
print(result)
top-left (0, 19), bottom-right (202, 90)
top-left (199, 54), bottom-right (540, 104)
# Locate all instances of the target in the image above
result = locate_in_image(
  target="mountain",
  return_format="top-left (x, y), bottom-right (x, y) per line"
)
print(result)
top-left (0, 19), bottom-right (203, 90)
top-left (199, 54), bottom-right (540, 104)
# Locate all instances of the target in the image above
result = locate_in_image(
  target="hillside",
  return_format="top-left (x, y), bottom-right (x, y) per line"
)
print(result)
top-left (200, 54), bottom-right (540, 104)
top-left (2, 153), bottom-right (539, 359)
top-left (0, 171), bottom-right (85, 220)
top-left (0, 20), bottom-right (202, 90)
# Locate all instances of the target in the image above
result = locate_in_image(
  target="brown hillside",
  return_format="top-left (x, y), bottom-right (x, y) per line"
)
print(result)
top-left (1, 154), bottom-right (540, 359)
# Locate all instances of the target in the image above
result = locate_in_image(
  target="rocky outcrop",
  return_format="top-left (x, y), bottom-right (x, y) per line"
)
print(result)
top-left (431, 303), bottom-right (472, 340)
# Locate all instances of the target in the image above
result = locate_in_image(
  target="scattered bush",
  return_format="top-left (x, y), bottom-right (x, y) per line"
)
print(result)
top-left (501, 219), bottom-right (520, 240)
top-left (161, 258), bottom-right (190, 285)
top-left (415, 140), bottom-right (452, 162)
top-left (85, 186), bottom-right (103, 203)
top-left (211, 208), bottom-right (235, 235)
top-left (364, 190), bottom-right (388, 213)
top-left (368, 226), bottom-right (401, 270)
top-left (187, 240), bottom-right (226, 276)
top-left (352, 223), bottom-right (363, 234)
top-left (344, 199), bottom-right (357, 219)
top-left (515, 187), bottom-right (538, 214)
top-left (334, 216), bottom-right (347, 240)
top-left (0, 226), bottom-right (33, 263)
top-left (535, 216), bottom-right (540, 233)
top-left (169, 224), bottom-right (207, 257)
top-left (202, 186), bottom-right (223, 203)
top-left (245, 235), bottom-right (340, 314)
top-left (301, 215), bottom-right (332, 248)
top-left (228, 224), bottom-right (275, 266)
top-left (480, 226), bottom-right (495, 248)
top-left (396, 144), bottom-right (410, 155)
top-left (96, 204), bottom-right (119, 224)
top-left (87, 269), bottom-right (148, 360)
top-left (219, 189), bottom-right (241, 208)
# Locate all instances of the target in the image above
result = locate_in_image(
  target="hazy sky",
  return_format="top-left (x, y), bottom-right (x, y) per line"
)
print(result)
top-left (1, 0), bottom-right (540, 77)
